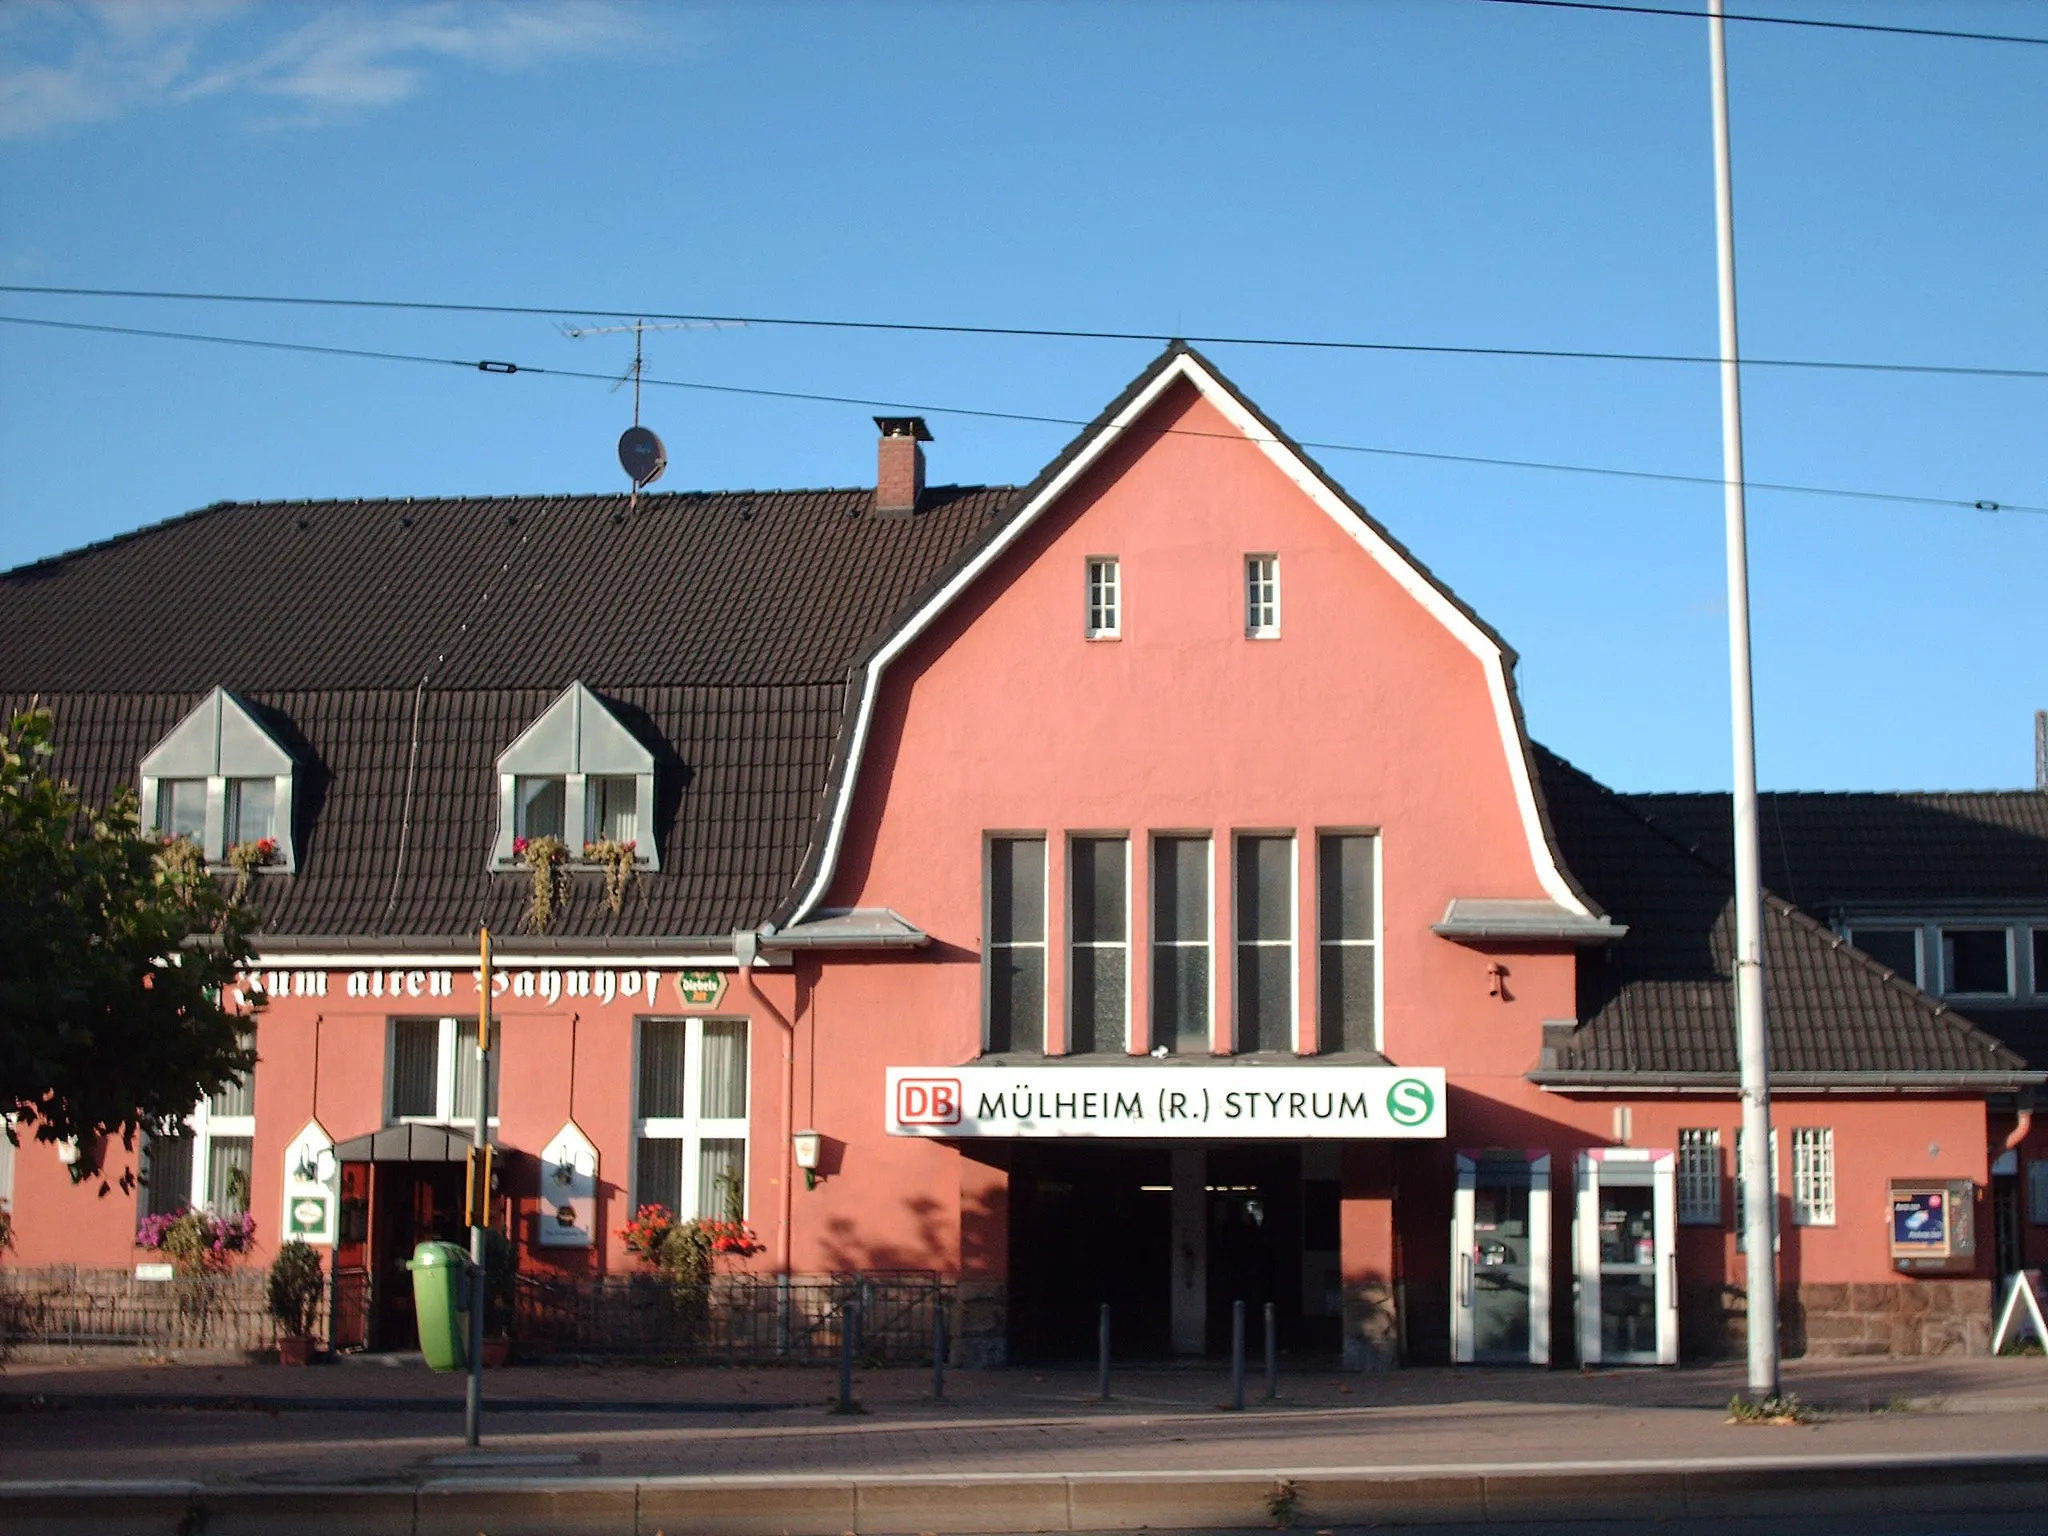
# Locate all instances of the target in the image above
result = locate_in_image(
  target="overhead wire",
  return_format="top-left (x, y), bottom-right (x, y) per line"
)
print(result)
top-left (1, 283), bottom-right (2042, 382)
top-left (1468, 0), bottom-right (2048, 48)
top-left (3, 311), bottom-right (2040, 517)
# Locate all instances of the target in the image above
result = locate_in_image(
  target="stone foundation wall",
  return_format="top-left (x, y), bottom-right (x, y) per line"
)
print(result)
top-left (1681, 1279), bottom-right (1995, 1360)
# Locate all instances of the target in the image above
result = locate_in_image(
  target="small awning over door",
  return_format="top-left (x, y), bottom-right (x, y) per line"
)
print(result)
top-left (333, 1124), bottom-right (493, 1163)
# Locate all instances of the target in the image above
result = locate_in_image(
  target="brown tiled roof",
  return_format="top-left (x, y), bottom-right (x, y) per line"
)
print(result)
top-left (1533, 749), bottom-right (2036, 1085)
top-left (2, 487), bottom-right (1013, 942)
top-left (1620, 788), bottom-right (2048, 914)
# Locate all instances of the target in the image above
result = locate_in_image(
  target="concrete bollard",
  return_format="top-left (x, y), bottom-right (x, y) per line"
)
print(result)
top-left (1264, 1301), bottom-right (1277, 1400)
top-left (1098, 1303), bottom-right (1112, 1401)
top-left (1230, 1300), bottom-right (1245, 1411)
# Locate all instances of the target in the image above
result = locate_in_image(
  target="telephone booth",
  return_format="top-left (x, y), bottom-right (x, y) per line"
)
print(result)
top-left (1573, 1148), bottom-right (1678, 1366)
top-left (1451, 1150), bottom-right (1551, 1365)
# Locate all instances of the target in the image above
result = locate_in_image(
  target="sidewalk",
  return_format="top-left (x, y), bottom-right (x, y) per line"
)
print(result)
top-left (3, 1355), bottom-right (2045, 1532)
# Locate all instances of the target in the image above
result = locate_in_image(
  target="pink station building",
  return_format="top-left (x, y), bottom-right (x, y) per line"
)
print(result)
top-left (4, 346), bottom-right (2045, 1366)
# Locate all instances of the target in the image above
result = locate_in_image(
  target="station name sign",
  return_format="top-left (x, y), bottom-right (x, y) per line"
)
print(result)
top-left (884, 1065), bottom-right (1446, 1140)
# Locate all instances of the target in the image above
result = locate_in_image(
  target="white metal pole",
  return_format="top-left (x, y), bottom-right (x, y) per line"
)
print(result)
top-left (1708, 0), bottom-right (1780, 1400)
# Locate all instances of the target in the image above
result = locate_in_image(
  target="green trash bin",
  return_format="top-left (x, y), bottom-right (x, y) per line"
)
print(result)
top-left (406, 1240), bottom-right (470, 1372)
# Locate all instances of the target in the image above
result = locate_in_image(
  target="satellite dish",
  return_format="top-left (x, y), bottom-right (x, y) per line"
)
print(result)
top-left (618, 425), bottom-right (666, 488)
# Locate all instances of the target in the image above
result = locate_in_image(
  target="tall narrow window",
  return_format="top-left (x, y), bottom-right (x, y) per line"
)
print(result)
top-left (1152, 836), bottom-right (1212, 1053)
top-left (158, 778), bottom-right (207, 841)
top-left (1069, 836), bottom-right (1128, 1054)
top-left (391, 1018), bottom-right (499, 1124)
top-left (987, 837), bottom-right (1046, 1053)
top-left (226, 778), bottom-right (276, 847)
top-left (1733, 1127), bottom-right (1779, 1251)
top-left (143, 1128), bottom-right (194, 1217)
top-left (634, 1017), bottom-right (750, 1220)
top-left (1677, 1128), bottom-right (1721, 1225)
top-left (1245, 555), bottom-right (1280, 638)
top-left (1791, 1127), bottom-right (1835, 1226)
top-left (1235, 835), bottom-right (1295, 1053)
top-left (587, 775), bottom-right (638, 844)
top-left (1317, 834), bottom-right (1378, 1053)
top-left (1085, 557), bottom-right (1120, 638)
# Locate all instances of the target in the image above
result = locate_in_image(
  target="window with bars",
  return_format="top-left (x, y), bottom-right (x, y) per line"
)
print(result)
top-left (1791, 1126), bottom-right (1836, 1226)
top-left (1317, 833), bottom-right (1377, 1053)
top-left (389, 1018), bottom-right (498, 1124)
top-left (986, 837), bottom-right (1047, 1053)
top-left (1733, 1127), bottom-right (1779, 1251)
top-left (1085, 557), bottom-right (1120, 639)
top-left (1677, 1128), bottom-right (1721, 1225)
top-left (1244, 555), bottom-right (1280, 638)
top-left (1235, 835), bottom-right (1295, 1053)
top-left (1069, 836), bottom-right (1128, 1055)
top-left (1152, 836), bottom-right (1212, 1053)
top-left (633, 1018), bottom-right (750, 1222)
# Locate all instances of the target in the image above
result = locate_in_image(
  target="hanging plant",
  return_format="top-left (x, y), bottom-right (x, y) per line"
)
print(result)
top-left (515, 834), bottom-right (569, 932)
top-left (155, 833), bottom-right (208, 884)
top-left (582, 838), bottom-right (638, 914)
top-left (225, 836), bottom-right (279, 903)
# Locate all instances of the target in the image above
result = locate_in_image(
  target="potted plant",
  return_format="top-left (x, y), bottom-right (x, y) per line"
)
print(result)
top-left (267, 1239), bottom-right (324, 1365)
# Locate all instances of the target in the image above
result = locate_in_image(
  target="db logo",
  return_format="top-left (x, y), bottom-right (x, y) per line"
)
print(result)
top-left (896, 1078), bottom-right (962, 1126)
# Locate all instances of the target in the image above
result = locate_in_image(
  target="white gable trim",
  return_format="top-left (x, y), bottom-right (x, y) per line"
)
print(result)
top-left (781, 351), bottom-right (1587, 928)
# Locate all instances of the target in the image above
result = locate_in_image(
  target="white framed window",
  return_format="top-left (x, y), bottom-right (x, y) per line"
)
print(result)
top-left (1848, 926), bottom-right (1921, 987)
top-left (1235, 834), bottom-right (1296, 1053)
top-left (1791, 1126), bottom-right (1836, 1226)
top-left (1068, 835), bottom-right (1128, 1055)
top-left (493, 681), bottom-right (659, 870)
top-left (1733, 1126), bottom-right (1779, 1251)
top-left (140, 688), bottom-right (297, 869)
top-left (1677, 1128), bottom-right (1721, 1226)
top-left (633, 1018), bottom-right (750, 1222)
top-left (142, 1037), bottom-right (256, 1218)
top-left (986, 836), bottom-right (1047, 1053)
top-left (1085, 557), bottom-right (1121, 639)
top-left (1244, 554), bottom-right (1280, 638)
top-left (1941, 926), bottom-right (2012, 997)
top-left (388, 1017), bottom-right (499, 1125)
top-left (587, 775), bottom-right (639, 843)
top-left (1317, 832), bottom-right (1378, 1054)
top-left (1152, 834), bottom-right (1213, 1054)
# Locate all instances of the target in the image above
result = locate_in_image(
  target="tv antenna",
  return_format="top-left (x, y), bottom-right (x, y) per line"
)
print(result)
top-left (559, 318), bottom-right (747, 505)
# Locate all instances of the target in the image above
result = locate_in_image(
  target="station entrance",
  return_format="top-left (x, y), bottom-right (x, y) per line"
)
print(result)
top-left (1006, 1142), bottom-right (1341, 1363)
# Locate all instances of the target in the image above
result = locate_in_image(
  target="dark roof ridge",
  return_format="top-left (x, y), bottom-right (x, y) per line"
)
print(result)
top-left (1534, 745), bottom-right (2028, 1071)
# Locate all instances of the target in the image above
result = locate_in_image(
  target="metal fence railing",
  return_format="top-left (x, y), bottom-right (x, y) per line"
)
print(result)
top-left (0, 1265), bottom-right (287, 1352)
top-left (513, 1271), bottom-right (953, 1363)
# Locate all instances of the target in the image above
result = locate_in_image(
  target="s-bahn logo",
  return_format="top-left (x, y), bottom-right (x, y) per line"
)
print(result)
top-left (896, 1078), bottom-right (963, 1126)
top-left (1385, 1077), bottom-right (1435, 1128)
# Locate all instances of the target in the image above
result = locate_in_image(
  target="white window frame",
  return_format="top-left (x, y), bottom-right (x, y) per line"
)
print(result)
top-left (139, 688), bottom-right (297, 870)
top-left (1677, 1128), bottom-right (1721, 1226)
top-left (984, 834), bottom-right (1049, 1054)
top-left (631, 1016), bottom-right (751, 1223)
top-left (1233, 831), bottom-right (1297, 1053)
top-left (1085, 557), bottom-right (1121, 639)
top-left (1316, 830), bottom-right (1381, 1055)
top-left (493, 681), bottom-right (660, 870)
top-left (1244, 554), bottom-right (1280, 638)
top-left (1150, 832), bottom-right (1216, 1055)
top-left (1067, 834), bottom-right (1130, 1055)
top-left (387, 1017), bottom-right (500, 1127)
top-left (1790, 1126), bottom-right (1836, 1227)
top-left (142, 1065), bottom-right (257, 1219)
top-left (1940, 924), bottom-right (2015, 999)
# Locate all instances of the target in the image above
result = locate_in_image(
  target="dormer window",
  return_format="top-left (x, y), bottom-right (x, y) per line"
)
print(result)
top-left (139, 689), bottom-right (298, 870)
top-left (493, 682), bottom-right (659, 870)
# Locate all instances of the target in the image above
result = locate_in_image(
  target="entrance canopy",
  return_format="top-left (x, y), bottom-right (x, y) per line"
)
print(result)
top-left (333, 1124), bottom-right (493, 1162)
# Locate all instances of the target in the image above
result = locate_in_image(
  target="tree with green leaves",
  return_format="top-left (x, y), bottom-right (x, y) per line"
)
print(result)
top-left (0, 705), bottom-right (258, 1189)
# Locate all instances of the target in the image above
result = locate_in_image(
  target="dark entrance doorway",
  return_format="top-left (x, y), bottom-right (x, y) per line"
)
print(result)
top-left (1205, 1144), bottom-right (1339, 1358)
top-left (1008, 1144), bottom-right (1171, 1361)
top-left (328, 1124), bottom-right (486, 1352)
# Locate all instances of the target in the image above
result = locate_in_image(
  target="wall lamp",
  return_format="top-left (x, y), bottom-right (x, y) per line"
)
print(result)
top-left (792, 1129), bottom-right (823, 1190)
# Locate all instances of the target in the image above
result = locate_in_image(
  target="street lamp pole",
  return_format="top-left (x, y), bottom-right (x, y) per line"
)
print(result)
top-left (1708, 0), bottom-right (1780, 1401)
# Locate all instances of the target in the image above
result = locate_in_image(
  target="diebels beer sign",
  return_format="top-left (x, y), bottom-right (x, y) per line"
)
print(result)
top-left (885, 1065), bottom-right (1446, 1140)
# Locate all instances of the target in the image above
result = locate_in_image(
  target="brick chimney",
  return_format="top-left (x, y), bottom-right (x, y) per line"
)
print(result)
top-left (874, 416), bottom-right (931, 515)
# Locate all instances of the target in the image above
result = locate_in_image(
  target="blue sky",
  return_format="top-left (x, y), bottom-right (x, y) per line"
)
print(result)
top-left (1, 0), bottom-right (2042, 794)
